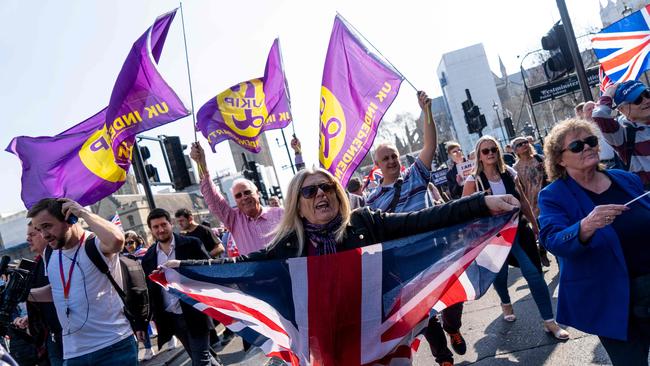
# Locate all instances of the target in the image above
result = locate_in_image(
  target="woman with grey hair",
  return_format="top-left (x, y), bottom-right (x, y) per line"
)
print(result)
top-left (538, 118), bottom-right (650, 365)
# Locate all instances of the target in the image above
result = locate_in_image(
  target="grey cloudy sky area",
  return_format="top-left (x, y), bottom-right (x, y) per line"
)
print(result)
top-left (0, 0), bottom-right (607, 215)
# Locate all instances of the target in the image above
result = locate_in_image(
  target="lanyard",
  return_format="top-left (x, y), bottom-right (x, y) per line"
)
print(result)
top-left (59, 233), bottom-right (85, 301)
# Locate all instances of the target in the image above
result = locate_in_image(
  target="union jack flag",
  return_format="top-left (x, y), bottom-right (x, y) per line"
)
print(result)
top-left (150, 213), bottom-right (517, 365)
top-left (591, 4), bottom-right (650, 84)
top-left (110, 212), bottom-right (123, 231)
top-left (364, 166), bottom-right (384, 190)
top-left (598, 65), bottom-right (614, 94)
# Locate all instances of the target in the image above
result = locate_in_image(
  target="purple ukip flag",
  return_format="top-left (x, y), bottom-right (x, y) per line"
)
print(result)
top-left (6, 9), bottom-right (189, 208)
top-left (320, 15), bottom-right (404, 186)
top-left (196, 38), bottom-right (292, 153)
top-left (107, 10), bottom-right (190, 167)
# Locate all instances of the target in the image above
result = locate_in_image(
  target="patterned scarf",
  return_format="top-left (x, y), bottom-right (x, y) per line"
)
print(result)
top-left (302, 214), bottom-right (343, 256)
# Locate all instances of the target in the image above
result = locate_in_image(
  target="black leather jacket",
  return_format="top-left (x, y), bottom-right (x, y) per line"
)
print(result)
top-left (178, 193), bottom-right (490, 266)
top-left (241, 192), bottom-right (489, 261)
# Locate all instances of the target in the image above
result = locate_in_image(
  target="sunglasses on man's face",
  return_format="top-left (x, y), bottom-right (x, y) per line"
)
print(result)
top-left (562, 135), bottom-right (598, 153)
top-left (234, 189), bottom-right (253, 199)
top-left (514, 141), bottom-right (529, 149)
top-left (633, 90), bottom-right (650, 105)
top-left (300, 182), bottom-right (336, 199)
top-left (481, 147), bottom-right (499, 155)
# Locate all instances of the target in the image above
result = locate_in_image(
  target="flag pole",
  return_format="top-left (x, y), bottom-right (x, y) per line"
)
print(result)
top-left (336, 12), bottom-right (418, 92)
top-left (179, 2), bottom-right (198, 142)
top-left (276, 37), bottom-right (297, 171)
top-left (179, 2), bottom-right (205, 176)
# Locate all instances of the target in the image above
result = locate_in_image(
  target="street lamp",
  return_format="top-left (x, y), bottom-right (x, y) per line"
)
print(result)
top-left (492, 101), bottom-right (508, 145)
top-left (517, 50), bottom-right (544, 141)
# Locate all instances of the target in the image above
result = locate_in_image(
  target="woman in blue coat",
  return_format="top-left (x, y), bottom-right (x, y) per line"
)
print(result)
top-left (538, 118), bottom-right (650, 366)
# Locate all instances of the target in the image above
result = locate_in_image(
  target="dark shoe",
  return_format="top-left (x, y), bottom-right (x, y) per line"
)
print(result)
top-left (448, 331), bottom-right (466, 355)
top-left (219, 328), bottom-right (235, 346)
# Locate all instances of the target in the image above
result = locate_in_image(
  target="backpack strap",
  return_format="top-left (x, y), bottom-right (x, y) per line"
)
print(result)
top-left (84, 237), bottom-right (127, 303)
top-left (385, 178), bottom-right (404, 213)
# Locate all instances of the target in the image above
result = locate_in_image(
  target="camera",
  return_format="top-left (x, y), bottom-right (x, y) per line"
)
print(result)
top-left (0, 256), bottom-right (36, 336)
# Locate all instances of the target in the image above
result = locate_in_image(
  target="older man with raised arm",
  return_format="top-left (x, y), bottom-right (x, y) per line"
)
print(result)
top-left (27, 198), bottom-right (136, 365)
top-left (366, 91), bottom-right (465, 366)
top-left (191, 143), bottom-right (284, 255)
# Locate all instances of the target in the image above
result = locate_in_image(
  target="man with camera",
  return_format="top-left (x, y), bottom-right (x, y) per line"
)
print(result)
top-left (27, 197), bottom-right (138, 365)
top-left (11, 222), bottom-right (64, 365)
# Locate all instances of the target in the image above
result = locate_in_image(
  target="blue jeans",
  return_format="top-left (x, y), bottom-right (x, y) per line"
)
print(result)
top-left (63, 336), bottom-right (137, 366)
top-left (142, 323), bottom-right (152, 349)
top-left (47, 333), bottom-right (64, 366)
top-left (492, 238), bottom-right (554, 320)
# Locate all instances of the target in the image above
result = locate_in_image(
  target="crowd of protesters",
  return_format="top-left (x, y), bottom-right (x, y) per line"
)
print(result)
top-left (7, 81), bottom-right (650, 366)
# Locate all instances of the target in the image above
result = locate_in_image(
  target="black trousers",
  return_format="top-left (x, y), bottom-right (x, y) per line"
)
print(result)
top-left (168, 313), bottom-right (220, 366)
top-left (599, 318), bottom-right (650, 366)
top-left (423, 302), bottom-right (463, 364)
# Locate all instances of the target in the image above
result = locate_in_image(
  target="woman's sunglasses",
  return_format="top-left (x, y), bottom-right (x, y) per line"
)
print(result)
top-left (300, 182), bottom-right (336, 199)
top-left (562, 135), bottom-right (598, 153)
top-left (481, 147), bottom-right (499, 155)
top-left (514, 140), bottom-right (529, 149)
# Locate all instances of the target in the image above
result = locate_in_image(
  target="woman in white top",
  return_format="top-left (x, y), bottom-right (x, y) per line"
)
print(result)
top-left (462, 135), bottom-right (569, 340)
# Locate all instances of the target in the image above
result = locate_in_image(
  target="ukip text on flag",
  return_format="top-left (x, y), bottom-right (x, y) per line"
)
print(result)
top-left (197, 38), bottom-right (292, 153)
top-left (319, 15), bottom-right (404, 187)
top-left (591, 4), bottom-right (650, 84)
top-left (6, 10), bottom-right (189, 208)
top-left (150, 212), bottom-right (518, 365)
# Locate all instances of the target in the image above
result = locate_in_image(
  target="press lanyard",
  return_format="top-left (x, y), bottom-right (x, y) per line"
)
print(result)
top-left (59, 232), bottom-right (85, 317)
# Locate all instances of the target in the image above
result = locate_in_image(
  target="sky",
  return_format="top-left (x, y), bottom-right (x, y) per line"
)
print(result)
top-left (0, 0), bottom-right (609, 215)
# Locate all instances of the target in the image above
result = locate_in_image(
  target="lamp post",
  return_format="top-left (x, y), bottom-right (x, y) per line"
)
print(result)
top-left (492, 101), bottom-right (508, 146)
top-left (517, 50), bottom-right (544, 141)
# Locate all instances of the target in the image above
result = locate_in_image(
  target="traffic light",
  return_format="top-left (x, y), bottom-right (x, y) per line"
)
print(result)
top-left (163, 136), bottom-right (192, 191)
top-left (136, 146), bottom-right (160, 183)
top-left (541, 22), bottom-right (574, 80)
top-left (503, 117), bottom-right (516, 140)
top-left (247, 161), bottom-right (268, 201)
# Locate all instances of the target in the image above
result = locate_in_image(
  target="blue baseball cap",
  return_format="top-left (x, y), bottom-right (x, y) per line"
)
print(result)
top-left (614, 80), bottom-right (648, 106)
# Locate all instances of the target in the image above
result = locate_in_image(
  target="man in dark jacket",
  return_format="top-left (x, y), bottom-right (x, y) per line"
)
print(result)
top-left (445, 142), bottom-right (467, 200)
top-left (142, 208), bottom-right (222, 366)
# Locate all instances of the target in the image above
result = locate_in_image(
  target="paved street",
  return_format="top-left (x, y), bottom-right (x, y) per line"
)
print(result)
top-left (143, 259), bottom-right (619, 365)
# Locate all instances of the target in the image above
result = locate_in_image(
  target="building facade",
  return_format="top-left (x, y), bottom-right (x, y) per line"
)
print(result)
top-left (437, 43), bottom-right (506, 152)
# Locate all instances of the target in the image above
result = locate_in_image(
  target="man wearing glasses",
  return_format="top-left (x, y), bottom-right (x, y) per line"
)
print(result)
top-left (445, 141), bottom-right (467, 200)
top-left (593, 81), bottom-right (650, 189)
top-left (190, 143), bottom-right (284, 256)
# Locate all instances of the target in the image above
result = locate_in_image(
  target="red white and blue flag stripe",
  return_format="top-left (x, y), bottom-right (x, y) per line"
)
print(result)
top-left (591, 4), bottom-right (650, 84)
top-left (150, 212), bottom-right (518, 365)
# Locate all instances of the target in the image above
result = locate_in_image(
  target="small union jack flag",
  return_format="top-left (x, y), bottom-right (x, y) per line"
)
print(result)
top-left (591, 4), bottom-right (650, 84)
top-left (110, 212), bottom-right (123, 231)
top-left (150, 212), bottom-right (518, 365)
top-left (363, 166), bottom-right (383, 190)
top-left (598, 65), bottom-right (614, 94)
